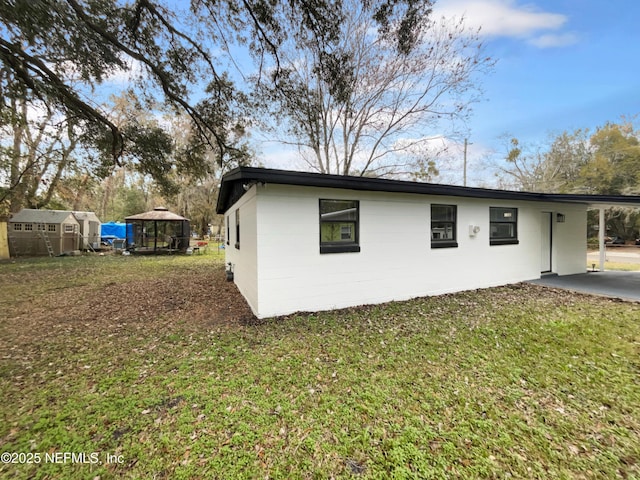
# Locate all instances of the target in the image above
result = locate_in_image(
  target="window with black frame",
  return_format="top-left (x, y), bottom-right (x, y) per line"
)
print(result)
top-left (490, 207), bottom-right (518, 245)
top-left (319, 199), bottom-right (360, 254)
top-left (431, 204), bottom-right (457, 248)
top-left (235, 209), bottom-right (240, 249)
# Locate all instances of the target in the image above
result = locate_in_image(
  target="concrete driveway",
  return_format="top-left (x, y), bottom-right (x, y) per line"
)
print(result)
top-left (529, 271), bottom-right (640, 302)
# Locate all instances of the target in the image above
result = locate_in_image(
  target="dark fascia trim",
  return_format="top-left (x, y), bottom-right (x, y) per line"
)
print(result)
top-left (216, 167), bottom-right (640, 214)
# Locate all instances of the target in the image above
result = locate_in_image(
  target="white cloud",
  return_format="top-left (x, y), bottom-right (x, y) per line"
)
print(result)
top-left (258, 141), bottom-right (306, 170)
top-left (434, 0), bottom-right (570, 42)
top-left (104, 58), bottom-right (145, 84)
top-left (528, 32), bottom-right (579, 48)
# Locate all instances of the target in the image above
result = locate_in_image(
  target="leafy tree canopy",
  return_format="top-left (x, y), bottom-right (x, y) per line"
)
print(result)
top-left (0, 0), bottom-right (248, 170)
top-left (582, 123), bottom-right (640, 195)
top-left (1, 0), bottom-right (422, 163)
top-left (1, 0), bottom-right (435, 214)
top-left (497, 120), bottom-right (640, 240)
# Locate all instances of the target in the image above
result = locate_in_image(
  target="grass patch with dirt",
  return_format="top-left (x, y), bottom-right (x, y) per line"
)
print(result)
top-left (1, 254), bottom-right (639, 479)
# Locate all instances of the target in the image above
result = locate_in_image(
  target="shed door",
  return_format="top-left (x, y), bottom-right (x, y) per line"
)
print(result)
top-left (540, 212), bottom-right (552, 273)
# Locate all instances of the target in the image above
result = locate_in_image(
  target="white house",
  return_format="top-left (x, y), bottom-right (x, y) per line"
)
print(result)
top-left (216, 167), bottom-right (640, 319)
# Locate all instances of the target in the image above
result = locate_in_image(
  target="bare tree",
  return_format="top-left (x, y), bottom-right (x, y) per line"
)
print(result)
top-left (495, 130), bottom-right (592, 193)
top-left (494, 137), bottom-right (547, 191)
top-left (257, 0), bottom-right (493, 177)
top-left (0, 91), bottom-right (79, 212)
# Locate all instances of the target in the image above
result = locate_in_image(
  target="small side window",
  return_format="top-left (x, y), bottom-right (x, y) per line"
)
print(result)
top-left (319, 199), bottom-right (360, 254)
top-left (490, 207), bottom-right (518, 245)
top-left (431, 204), bottom-right (457, 248)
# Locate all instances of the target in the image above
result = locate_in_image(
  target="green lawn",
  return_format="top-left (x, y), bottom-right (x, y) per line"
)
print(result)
top-left (0, 254), bottom-right (639, 479)
top-left (587, 261), bottom-right (640, 272)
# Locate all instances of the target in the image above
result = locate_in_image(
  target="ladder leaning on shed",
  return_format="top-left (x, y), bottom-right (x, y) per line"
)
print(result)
top-left (8, 235), bottom-right (19, 257)
top-left (37, 223), bottom-right (55, 257)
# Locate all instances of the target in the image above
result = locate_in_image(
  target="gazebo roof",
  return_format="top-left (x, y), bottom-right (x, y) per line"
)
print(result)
top-left (125, 207), bottom-right (188, 222)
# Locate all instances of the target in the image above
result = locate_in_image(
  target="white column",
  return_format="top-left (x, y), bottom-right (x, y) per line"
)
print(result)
top-left (598, 207), bottom-right (605, 272)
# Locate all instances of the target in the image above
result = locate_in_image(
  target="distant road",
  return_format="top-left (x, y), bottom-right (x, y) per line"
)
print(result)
top-left (587, 247), bottom-right (640, 265)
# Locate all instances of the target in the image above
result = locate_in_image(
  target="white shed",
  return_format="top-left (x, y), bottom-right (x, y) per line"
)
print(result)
top-left (217, 167), bottom-right (640, 319)
top-left (72, 211), bottom-right (102, 251)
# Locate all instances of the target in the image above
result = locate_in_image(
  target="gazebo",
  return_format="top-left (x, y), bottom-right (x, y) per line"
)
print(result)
top-left (125, 207), bottom-right (190, 254)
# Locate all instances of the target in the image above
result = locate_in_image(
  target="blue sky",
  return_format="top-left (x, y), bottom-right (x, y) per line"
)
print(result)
top-left (436, 0), bottom-right (640, 182)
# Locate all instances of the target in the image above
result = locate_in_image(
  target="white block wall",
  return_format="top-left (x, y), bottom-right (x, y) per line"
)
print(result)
top-left (224, 187), bottom-right (258, 313)
top-left (550, 204), bottom-right (588, 275)
top-left (226, 184), bottom-right (587, 318)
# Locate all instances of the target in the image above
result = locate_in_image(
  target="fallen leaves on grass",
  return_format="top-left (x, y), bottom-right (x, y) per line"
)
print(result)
top-left (1, 256), bottom-right (639, 479)
top-left (0, 256), bottom-right (255, 366)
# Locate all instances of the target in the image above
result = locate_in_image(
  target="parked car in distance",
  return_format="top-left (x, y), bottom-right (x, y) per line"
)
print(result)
top-left (606, 236), bottom-right (626, 245)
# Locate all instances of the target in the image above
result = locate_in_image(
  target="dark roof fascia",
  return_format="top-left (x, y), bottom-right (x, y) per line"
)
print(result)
top-left (543, 194), bottom-right (640, 207)
top-left (216, 166), bottom-right (640, 213)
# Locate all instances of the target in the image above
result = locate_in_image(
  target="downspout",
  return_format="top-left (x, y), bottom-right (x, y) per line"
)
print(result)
top-left (598, 207), bottom-right (605, 272)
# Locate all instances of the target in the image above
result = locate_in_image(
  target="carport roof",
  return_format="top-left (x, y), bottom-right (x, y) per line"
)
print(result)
top-left (217, 167), bottom-right (640, 213)
top-left (543, 194), bottom-right (640, 208)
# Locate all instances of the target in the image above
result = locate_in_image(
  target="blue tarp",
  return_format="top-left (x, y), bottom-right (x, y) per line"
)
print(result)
top-left (100, 222), bottom-right (132, 243)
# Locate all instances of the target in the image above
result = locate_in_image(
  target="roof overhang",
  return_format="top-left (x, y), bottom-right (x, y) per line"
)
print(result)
top-left (216, 167), bottom-right (640, 214)
top-left (542, 194), bottom-right (640, 209)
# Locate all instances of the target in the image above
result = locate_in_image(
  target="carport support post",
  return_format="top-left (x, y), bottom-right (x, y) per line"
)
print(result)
top-left (598, 207), bottom-right (606, 272)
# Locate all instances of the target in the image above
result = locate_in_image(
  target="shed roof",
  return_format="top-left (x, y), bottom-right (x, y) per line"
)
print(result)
top-left (72, 211), bottom-right (101, 223)
top-left (9, 209), bottom-right (79, 224)
top-left (217, 167), bottom-right (640, 213)
top-left (125, 207), bottom-right (188, 221)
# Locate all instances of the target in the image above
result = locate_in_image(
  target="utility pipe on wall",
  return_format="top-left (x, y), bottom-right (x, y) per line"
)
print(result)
top-left (598, 207), bottom-right (605, 272)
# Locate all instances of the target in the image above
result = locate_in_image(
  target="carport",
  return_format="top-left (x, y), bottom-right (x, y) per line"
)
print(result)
top-left (530, 271), bottom-right (640, 302)
top-left (588, 200), bottom-right (640, 272)
top-left (530, 194), bottom-right (640, 301)
top-left (542, 195), bottom-right (640, 273)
